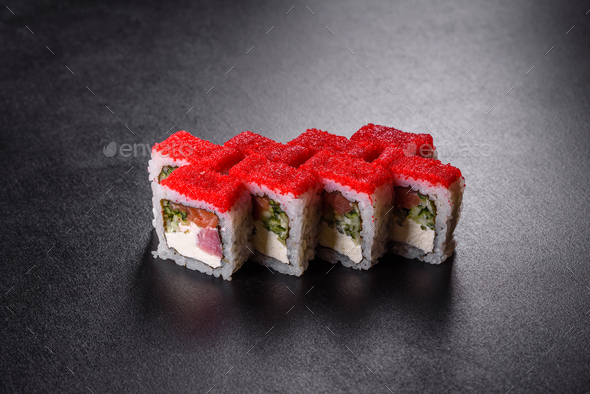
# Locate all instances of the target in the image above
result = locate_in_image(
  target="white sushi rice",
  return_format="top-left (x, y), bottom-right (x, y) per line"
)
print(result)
top-left (317, 180), bottom-right (393, 270)
top-left (151, 182), bottom-right (253, 281)
top-left (389, 176), bottom-right (464, 264)
top-left (245, 183), bottom-right (321, 276)
top-left (147, 148), bottom-right (190, 184)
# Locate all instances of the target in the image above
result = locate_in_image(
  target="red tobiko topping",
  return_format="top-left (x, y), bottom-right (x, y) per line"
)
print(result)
top-left (374, 146), bottom-right (462, 188)
top-left (245, 143), bottom-right (314, 168)
top-left (349, 140), bottom-right (382, 162)
top-left (152, 131), bottom-right (220, 161)
top-left (351, 123), bottom-right (435, 158)
top-left (198, 147), bottom-right (244, 173)
top-left (273, 144), bottom-right (314, 167)
top-left (301, 150), bottom-right (391, 195)
top-left (289, 128), bottom-right (351, 152)
top-left (161, 164), bottom-right (246, 213)
top-left (225, 131), bottom-right (313, 167)
top-left (224, 131), bottom-right (275, 153)
top-left (288, 128), bottom-right (380, 162)
top-left (229, 154), bottom-right (318, 197)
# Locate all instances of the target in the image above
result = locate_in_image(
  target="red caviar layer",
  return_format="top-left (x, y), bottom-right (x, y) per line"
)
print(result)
top-left (225, 131), bottom-right (313, 167)
top-left (301, 150), bottom-right (391, 196)
top-left (198, 147), bottom-right (244, 173)
top-left (351, 124), bottom-right (435, 158)
top-left (244, 143), bottom-right (313, 168)
top-left (153, 131), bottom-right (220, 162)
top-left (224, 131), bottom-right (275, 151)
top-left (374, 146), bottom-right (462, 189)
top-left (229, 154), bottom-right (318, 197)
top-left (161, 164), bottom-right (246, 213)
top-left (288, 128), bottom-right (381, 162)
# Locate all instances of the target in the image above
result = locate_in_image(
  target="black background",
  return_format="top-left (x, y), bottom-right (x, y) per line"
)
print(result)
top-left (2, 0), bottom-right (590, 393)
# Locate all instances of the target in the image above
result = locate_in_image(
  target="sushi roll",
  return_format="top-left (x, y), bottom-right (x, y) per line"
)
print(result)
top-left (288, 128), bottom-right (382, 162)
top-left (148, 130), bottom-right (242, 184)
top-left (225, 131), bottom-right (313, 168)
top-left (351, 123), bottom-right (437, 159)
top-left (374, 146), bottom-right (464, 264)
top-left (152, 164), bottom-right (252, 280)
top-left (300, 151), bottom-right (393, 270)
top-left (229, 154), bottom-right (321, 276)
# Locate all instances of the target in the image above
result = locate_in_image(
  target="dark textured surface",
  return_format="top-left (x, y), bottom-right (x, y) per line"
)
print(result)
top-left (2, 0), bottom-right (590, 393)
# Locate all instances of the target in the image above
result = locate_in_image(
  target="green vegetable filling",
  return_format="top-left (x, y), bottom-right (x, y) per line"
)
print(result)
top-left (260, 199), bottom-right (289, 244)
top-left (158, 166), bottom-right (178, 182)
top-left (161, 199), bottom-right (188, 233)
top-left (393, 192), bottom-right (436, 231)
top-left (323, 200), bottom-right (362, 246)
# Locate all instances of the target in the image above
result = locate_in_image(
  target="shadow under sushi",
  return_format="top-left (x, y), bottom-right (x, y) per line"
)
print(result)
top-left (134, 229), bottom-right (455, 345)
top-left (299, 252), bottom-right (454, 335)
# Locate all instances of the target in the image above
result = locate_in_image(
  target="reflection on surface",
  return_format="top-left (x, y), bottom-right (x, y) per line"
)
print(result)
top-left (135, 230), bottom-right (232, 343)
top-left (135, 230), bottom-right (454, 345)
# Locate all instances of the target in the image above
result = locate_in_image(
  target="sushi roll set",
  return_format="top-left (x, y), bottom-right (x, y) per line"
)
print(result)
top-left (148, 125), bottom-right (464, 280)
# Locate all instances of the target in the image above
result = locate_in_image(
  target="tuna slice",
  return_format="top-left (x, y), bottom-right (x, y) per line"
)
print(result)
top-left (324, 192), bottom-right (352, 215)
top-left (196, 228), bottom-right (223, 258)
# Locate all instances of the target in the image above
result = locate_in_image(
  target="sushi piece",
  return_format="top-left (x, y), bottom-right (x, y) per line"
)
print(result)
top-left (351, 123), bottom-right (436, 158)
top-left (374, 146), bottom-right (464, 264)
top-left (148, 130), bottom-right (242, 184)
top-left (229, 154), bottom-right (321, 276)
top-left (225, 131), bottom-right (313, 167)
top-left (288, 128), bottom-right (381, 162)
top-left (152, 164), bottom-right (252, 280)
top-left (300, 151), bottom-right (393, 270)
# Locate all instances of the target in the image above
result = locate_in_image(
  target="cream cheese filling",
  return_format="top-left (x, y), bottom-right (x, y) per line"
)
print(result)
top-left (390, 217), bottom-right (435, 253)
top-left (318, 221), bottom-right (362, 263)
top-left (252, 220), bottom-right (289, 264)
top-left (165, 222), bottom-right (223, 268)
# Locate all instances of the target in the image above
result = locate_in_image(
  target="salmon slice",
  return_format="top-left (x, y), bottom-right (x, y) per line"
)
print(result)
top-left (252, 195), bottom-right (270, 221)
top-left (196, 227), bottom-right (223, 258)
top-left (394, 187), bottom-right (421, 210)
top-left (189, 208), bottom-right (219, 228)
top-left (170, 202), bottom-right (219, 228)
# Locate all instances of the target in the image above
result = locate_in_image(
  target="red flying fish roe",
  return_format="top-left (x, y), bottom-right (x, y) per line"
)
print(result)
top-left (375, 146), bottom-right (462, 189)
top-left (229, 154), bottom-right (318, 197)
top-left (301, 150), bottom-right (391, 196)
top-left (372, 145), bottom-right (407, 167)
top-left (161, 164), bottom-right (246, 213)
top-left (224, 131), bottom-right (275, 153)
top-left (153, 130), bottom-right (220, 161)
top-left (225, 130), bottom-right (314, 167)
top-left (351, 123), bottom-right (435, 158)
top-left (288, 128), bottom-right (379, 162)
top-left (246, 143), bottom-right (313, 168)
top-left (348, 140), bottom-right (382, 162)
top-left (198, 146), bottom-right (244, 173)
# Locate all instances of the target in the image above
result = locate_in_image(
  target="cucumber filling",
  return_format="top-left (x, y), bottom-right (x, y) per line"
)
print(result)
top-left (161, 199), bottom-right (188, 232)
top-left (158, 165), bottom-right (178, 182)
top-left (393, 192), bottom-right (436, 231)
top-left (322, 195), bottom-right (362, 246)
top-left (260, 199), bottom-right (289, 245)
